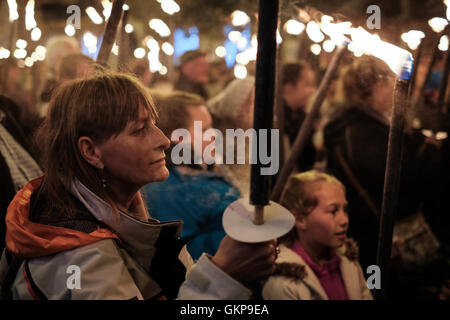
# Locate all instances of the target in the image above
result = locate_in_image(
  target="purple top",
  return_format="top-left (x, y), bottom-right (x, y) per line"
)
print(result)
top-left (291, 240), bottom-right (349, 300)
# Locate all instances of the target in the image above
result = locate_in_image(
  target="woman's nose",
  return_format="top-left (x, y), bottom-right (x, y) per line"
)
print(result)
top-left (155, 126), bottom-right (170, 150)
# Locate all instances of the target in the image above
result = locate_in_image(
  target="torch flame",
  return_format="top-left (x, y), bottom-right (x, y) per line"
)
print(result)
top-left (25, 0), bottom-right (37, 31)
top-left (7, 0), bottom-right (19, 22)
top-left (446, 0), bottom-right (450, 20)
top-left (350, 27), bottom-right (413, 79)
top-left (320, 19), bottom-right (352, 46)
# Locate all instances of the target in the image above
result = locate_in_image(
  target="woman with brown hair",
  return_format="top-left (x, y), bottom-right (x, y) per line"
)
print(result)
top-left (0, 72), bottom-right (277, 300)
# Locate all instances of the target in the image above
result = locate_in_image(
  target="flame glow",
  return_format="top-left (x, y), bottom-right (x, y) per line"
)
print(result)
top-left (401, 30), bottom-right (425, 50)
top-left (25, 0), bottom-right (37, 31)
top-left (350, 27), bottom-right (413, 79)
top-left (306, 21), bottom-right (325, 43)
top-left (7, 0), bottom-right (19, 22)
top-left (320, 20), bottom-right (352, 45)
top-left (428, 17), bottom-right (448, 33)
top-left (446, 0), bottom-right (450, 20)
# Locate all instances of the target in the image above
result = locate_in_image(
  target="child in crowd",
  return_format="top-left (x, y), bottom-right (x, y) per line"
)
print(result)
top-left (263, 170), bottom-right (372, 300)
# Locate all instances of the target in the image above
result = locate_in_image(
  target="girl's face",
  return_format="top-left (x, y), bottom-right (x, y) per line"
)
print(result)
top-left (297, 181), bottom-right (349, 250)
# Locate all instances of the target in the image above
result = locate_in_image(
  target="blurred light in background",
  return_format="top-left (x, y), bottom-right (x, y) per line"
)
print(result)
top-left (134, 47), bottom-right (146, 59)
top-left (322, 39), bottom-right (335, 52)
top-left (215, 46), bottom-right (226, 58)
top-left (439, 35), bottom-right (449, 51)
top-left (310, 43), bottom-right (321, 55)
top-left (86, 7), bottom-right (103, 25)
top-left (173, 27), bottom-right (199, 66)
top-left (234, 64), bottom-right (247, 79)
top-left (101, 0), bottom-right (112, 19)
top-left (231, 10), bottom-right (250, 27)
top-left (162, 42), bottom-right (174, 55)
top-left (25, 0), bottom-right (37, 30)
top-left (16, 39), bottom-right (27, 49)
top-left (125, 24), bottom-right (134, 33)
top-left (306, 21), bottom-right (325, 43)
top-left (65, 24), bottom-right (76, 36)
top-left (31, 27), bottom-right (41, 41)
top-left (149, 19), bottom-right (171, 37)
top-left (284, 19), bottom-right (305, 35)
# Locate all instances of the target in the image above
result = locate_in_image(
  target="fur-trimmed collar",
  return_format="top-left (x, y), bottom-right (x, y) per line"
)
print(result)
top-left (273, 238), bottom-right (359, 281)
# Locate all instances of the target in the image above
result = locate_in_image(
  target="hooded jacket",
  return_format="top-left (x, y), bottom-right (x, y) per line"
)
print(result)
top-left (0, 177), bottom-right (251, 300)
top-left (262, 240), bottom-right (372, 300)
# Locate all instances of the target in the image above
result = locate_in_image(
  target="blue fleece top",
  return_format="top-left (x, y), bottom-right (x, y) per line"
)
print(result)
top-left (143, 166), bottom-right (240, 260)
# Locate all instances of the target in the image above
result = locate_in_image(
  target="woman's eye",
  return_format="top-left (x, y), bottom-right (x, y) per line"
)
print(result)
top-left (134, 126), bottom-right (148, 135)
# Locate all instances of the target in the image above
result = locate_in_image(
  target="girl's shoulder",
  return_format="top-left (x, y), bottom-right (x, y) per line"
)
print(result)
top-left (337, 238), bottom-right (360, 262)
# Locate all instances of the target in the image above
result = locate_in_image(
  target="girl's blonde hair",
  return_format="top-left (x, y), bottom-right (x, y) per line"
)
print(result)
top-left (35, 70), bottom-right (157, 221)
top-left (279, 170), bottom-right (346, 244)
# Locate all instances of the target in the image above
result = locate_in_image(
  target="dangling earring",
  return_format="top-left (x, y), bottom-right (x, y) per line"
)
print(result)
top-left (101, 176), bottom-right (107, 189)
top-left (97, 163), bottom-right (107, 188)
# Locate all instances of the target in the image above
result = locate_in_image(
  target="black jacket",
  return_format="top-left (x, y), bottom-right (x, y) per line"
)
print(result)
top-left (324, 103), bottom-right (440, 269)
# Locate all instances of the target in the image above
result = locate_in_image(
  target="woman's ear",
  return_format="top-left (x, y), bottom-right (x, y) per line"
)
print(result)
top-left (294, 212), bottom-right (308, 232)
top-left (78, 136), bottom-right (104, 169)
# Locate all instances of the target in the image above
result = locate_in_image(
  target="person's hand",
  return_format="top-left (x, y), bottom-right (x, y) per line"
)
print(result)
top-left (211, 236), bottom-right (278, 283)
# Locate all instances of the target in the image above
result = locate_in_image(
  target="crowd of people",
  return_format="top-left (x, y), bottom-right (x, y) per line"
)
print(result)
top-left (0, 35), bottom-right (449, 300)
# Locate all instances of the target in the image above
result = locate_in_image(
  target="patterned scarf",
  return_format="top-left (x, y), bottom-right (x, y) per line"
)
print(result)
top-left (0, 112), bottom-right (42, 192)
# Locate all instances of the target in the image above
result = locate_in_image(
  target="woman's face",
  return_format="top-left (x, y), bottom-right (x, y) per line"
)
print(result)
top-left (98, 106), bottom-right (171, 189)
top-left (298, 181), bottom-right (349, 250)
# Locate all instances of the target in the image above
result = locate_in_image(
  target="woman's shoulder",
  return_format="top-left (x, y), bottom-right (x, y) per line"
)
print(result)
top-left (20, 239), bottom-right (144, 299)
top-left (262, 245), bottom-right (308, 300)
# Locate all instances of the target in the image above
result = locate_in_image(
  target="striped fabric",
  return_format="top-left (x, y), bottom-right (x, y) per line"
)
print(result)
top-left (0, 113), bottom-right (42, 192)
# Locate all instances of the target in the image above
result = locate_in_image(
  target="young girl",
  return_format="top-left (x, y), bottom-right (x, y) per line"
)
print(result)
top-left (263, 170), bottom-right (372, 300)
